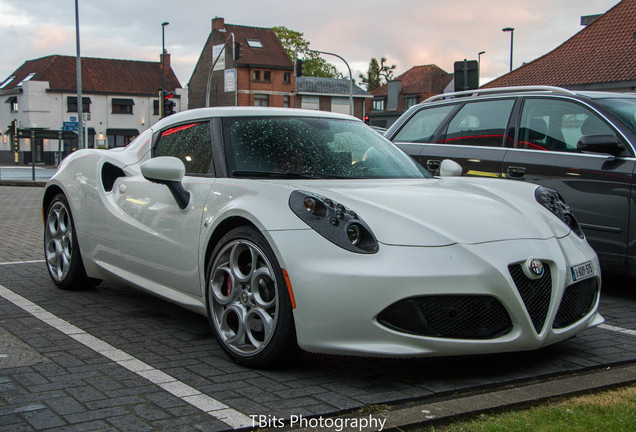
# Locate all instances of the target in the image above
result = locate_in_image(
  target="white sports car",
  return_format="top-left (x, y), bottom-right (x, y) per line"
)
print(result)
top-left (43, 107), bottom-right (603, 368)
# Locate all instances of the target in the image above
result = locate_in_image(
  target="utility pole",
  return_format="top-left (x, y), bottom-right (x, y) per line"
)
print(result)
top-left (75, 0), bottom-right (83, 149)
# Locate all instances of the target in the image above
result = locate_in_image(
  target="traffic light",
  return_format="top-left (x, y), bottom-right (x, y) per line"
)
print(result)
top-left (295, 58), bottom-right (304, 77)
top-left (364, 114), bottom-right (370, 125)
top-left (234, 42), bottom-right (243, 60)
top-left (162, 90), bottom-right (175, 117)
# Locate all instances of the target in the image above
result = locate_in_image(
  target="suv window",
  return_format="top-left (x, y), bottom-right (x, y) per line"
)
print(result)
top-left (442, 99), bottom-right (515, 147)
top-left (518, 98), bottom-right (616, 152)
top-left (154, 122), bottom-right (213, 175)
top-left (392, 105), bottom-right (455, 142)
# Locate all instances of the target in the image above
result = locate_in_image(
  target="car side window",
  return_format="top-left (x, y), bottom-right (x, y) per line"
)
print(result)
top-left (442, 99), bottom-right (515, 147)
top-left (154, 122), bottom-right (213, 175)
top-left (518, 98), bottom-right (616, 152)
top-left (392, 105), bottom-right (455, 142)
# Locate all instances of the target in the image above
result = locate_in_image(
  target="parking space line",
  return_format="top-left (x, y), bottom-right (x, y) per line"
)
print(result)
top-left (599, 323), bottom-right (636, 337)
top-left (0, 283), bottom-right (253, 430)
top-left (0, 260), bottom-right (46, 266)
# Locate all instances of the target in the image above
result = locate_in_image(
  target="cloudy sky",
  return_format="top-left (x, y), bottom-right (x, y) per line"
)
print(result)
top-left (0, 0), bottom-right (622, 88)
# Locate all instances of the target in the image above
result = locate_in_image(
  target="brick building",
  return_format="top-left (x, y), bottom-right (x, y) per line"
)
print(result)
top-left (366, 65), bottom-right (453, 128)
top-left (188, 18), bottom-right (295, 109)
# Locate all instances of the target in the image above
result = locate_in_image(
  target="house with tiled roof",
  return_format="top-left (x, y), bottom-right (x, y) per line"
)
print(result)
top-left (188, 18), bottom-right (295, 109)
top-left (0, 54), bottom-right (184, 164)
top-left (295, 76), bottom-right (370, 118)
top-left (366, 65), bottom-right (453, 128)
top-left (483, 0), bottom-right (636, 91)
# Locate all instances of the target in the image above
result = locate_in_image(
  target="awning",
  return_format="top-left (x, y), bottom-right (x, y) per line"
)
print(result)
top-left (5, 96), bottom-right (17, 104)
top-left (67, 96), bottom-right (92, 105)
top-left (106, 128), bottom-right (139, 136)
top-left (111, 98), bottom-right (135, 105)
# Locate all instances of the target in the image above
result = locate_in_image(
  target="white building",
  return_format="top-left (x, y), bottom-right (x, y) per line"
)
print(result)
top-left (0, 54), bottom-right (186, 165)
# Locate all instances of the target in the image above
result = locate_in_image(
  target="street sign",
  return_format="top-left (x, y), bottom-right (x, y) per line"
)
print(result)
top-left (62, 121), bottom-right (78, 132)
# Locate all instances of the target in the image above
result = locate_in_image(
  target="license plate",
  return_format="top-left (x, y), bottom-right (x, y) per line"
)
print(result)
top-left (570, 261), bottom-right (595, 282)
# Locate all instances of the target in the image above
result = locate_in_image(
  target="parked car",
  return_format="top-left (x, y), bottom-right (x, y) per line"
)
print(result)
top-left (43, 107), bottom-right (602, 368)
top-left (386, 86), bottom-right (636, 276)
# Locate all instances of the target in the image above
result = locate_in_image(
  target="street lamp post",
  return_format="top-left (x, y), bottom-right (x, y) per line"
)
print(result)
top-left (502, 27), bottom-right (514, 72)
top-left (306, 49), bottom-right (353, 116)
top-left (161, 22), bottom-right (169, 93)
top-left (478, 51), bottom-right (485, 85)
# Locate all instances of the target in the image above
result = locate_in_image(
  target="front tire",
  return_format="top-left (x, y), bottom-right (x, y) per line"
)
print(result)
top-left (44, 194), bottom-right (100, 290)
top-left (206, 226), bottom-right (298, 368)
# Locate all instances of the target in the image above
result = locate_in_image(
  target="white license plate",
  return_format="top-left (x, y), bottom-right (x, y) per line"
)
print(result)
top-left (570, 261), bottom-right (595, 282)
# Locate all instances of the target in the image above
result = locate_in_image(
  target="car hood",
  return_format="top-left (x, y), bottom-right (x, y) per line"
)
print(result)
top-left (288, 177), bottom-right (570, 247)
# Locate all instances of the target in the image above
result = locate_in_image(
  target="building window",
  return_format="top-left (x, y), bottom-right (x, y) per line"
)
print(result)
top-left (283, 95), bottom-right (290, 108)
top-left (6, 96), bottom-right (18, 112)
top-left (372, 98), bottom-right (385, 112)
top-left (254, 94), bottom-right (269, 106)
top-left (0, 76), bottom-right (15, 89)
top-left (301, 95), bottom-right (319, 110)
top-left (263, 71), bottom-right (271, 82)
top-left (252, 70), bottom-right (261, 81)
top-left (153, 100), bottom-right (160, 116)
top-left (67, 96), bottom-right (91, 113)
top-left (112, 98), bottom-right (134, 114)
top-left (403, 96), bottom-right (418, 110)
top-left (283, 72), bottom-right (291, 84)
top-left (246, 39), bottom-right (263, 48)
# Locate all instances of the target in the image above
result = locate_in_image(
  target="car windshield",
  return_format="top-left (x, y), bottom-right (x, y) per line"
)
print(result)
top-left (223, 116), bottom-right (430, 179)
top-left (595, 98), bottom-right (636, 134)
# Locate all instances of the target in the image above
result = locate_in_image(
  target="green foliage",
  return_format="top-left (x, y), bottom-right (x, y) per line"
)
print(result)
top-left (359, 57), bottom-right (396, 92)
top-left (272, 26), bottom-right (341, 79)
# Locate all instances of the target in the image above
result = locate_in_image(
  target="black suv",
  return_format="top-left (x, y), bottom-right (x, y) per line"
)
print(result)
top-left (385, 86), bottom-right (636, 275)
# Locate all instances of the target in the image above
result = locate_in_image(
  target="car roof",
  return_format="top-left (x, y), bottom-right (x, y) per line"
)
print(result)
top-left (422, 86), bottom-right (636, 105)
top-left (152, 106), bottom-right (360, 130)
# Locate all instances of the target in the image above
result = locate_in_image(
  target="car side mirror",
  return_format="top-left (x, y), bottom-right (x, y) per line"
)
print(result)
top-left (141, 157), bottom-right (190, 209)
top-left (439, 159), bottom-right (463, 177)
top-left (577, 134), bottom-right (623, 156)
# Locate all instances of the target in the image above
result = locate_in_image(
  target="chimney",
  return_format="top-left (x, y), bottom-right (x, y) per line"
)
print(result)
top-left (212, 17), bottom-right (225, 32)
top-left (161, 53), bottom-right (171, 68)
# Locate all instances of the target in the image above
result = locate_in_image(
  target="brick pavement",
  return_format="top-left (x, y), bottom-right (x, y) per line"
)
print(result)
top-left (1, 186), bottom-right (636, 431)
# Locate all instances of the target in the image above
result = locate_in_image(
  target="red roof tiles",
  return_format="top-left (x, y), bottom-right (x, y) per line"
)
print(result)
top-left (483, 0), bottom-right (636, 88)
top-left (371, 65), bottom-right (453, 97)
top-left (1, 55), bottom-right (182, 95)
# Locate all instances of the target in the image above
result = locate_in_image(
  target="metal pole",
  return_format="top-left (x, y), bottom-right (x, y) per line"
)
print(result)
top-left (31, 130), bottom-right (36, 180)
top-left (75, 0), bottom-right (83, 150)
top-left (307, 49), bottom-right (353, 116)
top-left (502, 27), bottom-right (514, 72)
top-left (162, 22), bottom-right (169, 94)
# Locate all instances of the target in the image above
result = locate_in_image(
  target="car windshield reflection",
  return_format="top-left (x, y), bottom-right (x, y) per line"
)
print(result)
top-left (223, 116), bottom-right (430, 179)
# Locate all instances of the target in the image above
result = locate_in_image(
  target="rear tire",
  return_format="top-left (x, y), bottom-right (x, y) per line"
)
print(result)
top-left (44, 194), bottom-right (101, 290)
top-left (206, 226), bottom-right (299, 368)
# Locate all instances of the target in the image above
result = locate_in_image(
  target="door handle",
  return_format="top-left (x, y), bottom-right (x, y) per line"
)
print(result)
top-left (426, 159), bottom-right (441, 171)
top-left (507, 166), bottom-right (526, 178)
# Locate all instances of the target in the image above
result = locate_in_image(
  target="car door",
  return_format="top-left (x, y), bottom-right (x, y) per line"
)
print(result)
top-left (392, 99), bottom-right (515, 177)
top-left (502, 97), bottom-right (636, 267)
top-left (110, 120), bottom-right (216, 295)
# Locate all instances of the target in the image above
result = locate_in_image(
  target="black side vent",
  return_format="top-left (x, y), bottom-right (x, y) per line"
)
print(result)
top-left (101, 163), bottom-right (126, 192)
top-left (508, 263), bottom-right (552, 334)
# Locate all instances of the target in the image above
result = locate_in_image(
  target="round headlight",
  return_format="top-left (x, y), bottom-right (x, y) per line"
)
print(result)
top-left (346, 224), bottom-right (362, 245)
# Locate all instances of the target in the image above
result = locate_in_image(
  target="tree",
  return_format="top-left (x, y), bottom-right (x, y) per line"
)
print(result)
top-left (272, 26), bottom-right (341, 79)
top-left (359, 57), bottom-right (396, 92)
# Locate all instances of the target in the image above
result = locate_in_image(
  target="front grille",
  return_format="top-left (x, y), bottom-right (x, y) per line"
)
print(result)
top-left (509, 263), bottom-right (552, 334)
top-left (554, 278), bottom-right (598, 329)
top-left (377, 295), bottom-right (512, 340)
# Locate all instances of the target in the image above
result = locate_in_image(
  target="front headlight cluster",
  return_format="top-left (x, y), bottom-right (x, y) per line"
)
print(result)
top-left (289, 190), bottom-right (379, 254)
top-left (535, 187), bottom-right (585, 238)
